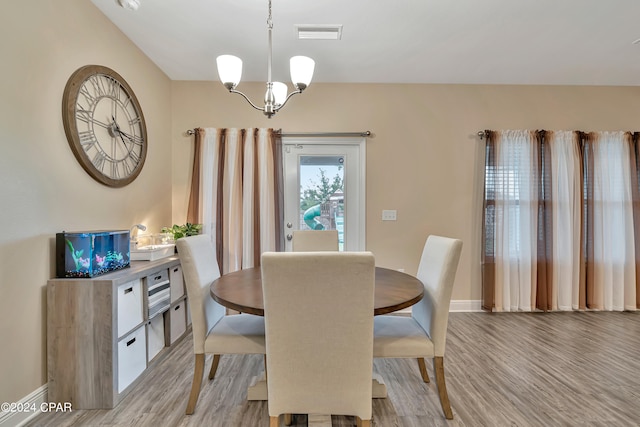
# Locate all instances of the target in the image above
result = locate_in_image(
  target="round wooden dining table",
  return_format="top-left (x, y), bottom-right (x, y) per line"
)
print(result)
top-left (209, 266), bottom-right (424, 316)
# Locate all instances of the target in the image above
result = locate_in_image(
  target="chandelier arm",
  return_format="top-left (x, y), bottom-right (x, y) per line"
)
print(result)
top-left (229, 89), bottom-right (266, 112)
top-left (275, 89), bottom-right (303, 111)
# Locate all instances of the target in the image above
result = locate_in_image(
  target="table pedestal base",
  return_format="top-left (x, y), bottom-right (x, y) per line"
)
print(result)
top-left (371, 372), bottom-right (388, 398)
top-left (247, 372), bottom-right (388, 401)
top-left (247, 372), bottom-right (268, 400)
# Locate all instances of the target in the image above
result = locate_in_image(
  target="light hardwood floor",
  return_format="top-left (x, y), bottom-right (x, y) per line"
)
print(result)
top-left (27, 312), bottom-right (640, 426)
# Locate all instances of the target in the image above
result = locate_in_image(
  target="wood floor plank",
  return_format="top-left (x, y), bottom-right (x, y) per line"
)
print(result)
top-left (26, 312), bottom-right (640, 426)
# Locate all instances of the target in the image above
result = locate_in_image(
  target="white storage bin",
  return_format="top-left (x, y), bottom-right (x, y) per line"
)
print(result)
top-left (147, 314), bottom-right (166, 362)
top-left (169, 265), bottom-right (185, 303)
top-left (117, 279), bottom-right (143, 338)
top-left (117, 326), bottom-right (146, 393)
top-left (170, 301), bottom-right (187, 344)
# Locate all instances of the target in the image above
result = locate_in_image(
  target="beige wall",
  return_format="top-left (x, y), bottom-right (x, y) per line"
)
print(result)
top-left (171, 81), bottom-right (640, 306)
top-left (0, 1), bottom-right (172, 403)
top-left (5, 0), bottom-right (640, 408)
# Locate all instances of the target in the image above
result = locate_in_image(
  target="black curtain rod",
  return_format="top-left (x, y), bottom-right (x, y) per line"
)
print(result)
top-left (185, 129), bottom-right (371, 138)
top-left (275, 130), bottom-right (371, 138)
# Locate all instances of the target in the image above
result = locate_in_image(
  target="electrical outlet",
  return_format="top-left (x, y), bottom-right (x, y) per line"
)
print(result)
top-left (382, 210), bottom-right (397, 221)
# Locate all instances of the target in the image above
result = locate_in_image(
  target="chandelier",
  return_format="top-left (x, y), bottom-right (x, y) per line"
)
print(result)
top-left (216, 0), bottom-right (315, 119)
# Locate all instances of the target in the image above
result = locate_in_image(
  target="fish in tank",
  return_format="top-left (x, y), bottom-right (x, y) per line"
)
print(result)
top-left (56, 230), bottom-right (130, 278)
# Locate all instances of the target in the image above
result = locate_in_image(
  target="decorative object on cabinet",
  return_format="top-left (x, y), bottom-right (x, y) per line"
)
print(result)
top-left (62, 65), bottom-right (147, 187)
top-left (55, 230), bottom-right (130, 278)
top-left (130, 243), bottom-right (176, 261)
top-left (130, 232), bottom-right (176, 261)
top-left (47, 257), bottom-right (188, 409)
top-left (129, 224), bottom-right (147, 247)
top-left (160, 223), bottom-right (202, 241)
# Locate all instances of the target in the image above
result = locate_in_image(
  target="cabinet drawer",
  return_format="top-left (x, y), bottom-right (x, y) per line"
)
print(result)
top-left (117, 279), bottom-right (143, 338)
top-left (146, 269), bottom-right (169, 286)
top-left (169, 265), bottom-right (185, 303)
top-left (147, 314), bottom-right (165, 362)
top-left (169, 301), bottom-right (187, 344)
top-left (117, 326), bottom-right (146, 393)
top-left (147, 269), bottom-right (170, 318)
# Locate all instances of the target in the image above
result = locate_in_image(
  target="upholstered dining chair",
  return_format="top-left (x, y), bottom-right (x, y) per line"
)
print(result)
top-left (291, 229), bottom-right (339, 251)
top-left (261, 251), bottom-right (376, 427)
top-left (177, 234), bottom-right (266, 415)
top-left (373, 235), bottom-right (462, 419)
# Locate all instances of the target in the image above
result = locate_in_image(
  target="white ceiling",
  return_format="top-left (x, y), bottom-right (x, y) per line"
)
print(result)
top-left (92, 0), bottom-right (640, 86)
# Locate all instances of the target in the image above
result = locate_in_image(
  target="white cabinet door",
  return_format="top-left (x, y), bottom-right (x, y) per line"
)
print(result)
top-left (117, 326), bottom-right (146, 393)
top-left (117, 279), bottom-right (143, 338)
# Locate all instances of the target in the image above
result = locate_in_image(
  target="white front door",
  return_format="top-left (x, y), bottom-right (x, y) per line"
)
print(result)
top-left (283, 137), bottom-right (366, 251)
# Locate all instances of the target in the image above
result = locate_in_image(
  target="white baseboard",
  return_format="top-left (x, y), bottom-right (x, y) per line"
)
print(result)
top-left (396, 299), bottom-right (483, 315)
top-left (0, 384), bottom-right (48, 427)
top-left (449, 299), bottom-right (483, 312)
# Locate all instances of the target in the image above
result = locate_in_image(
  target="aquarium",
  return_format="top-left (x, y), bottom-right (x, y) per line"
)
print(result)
top-left (56, 230), bottom-right (130, 278)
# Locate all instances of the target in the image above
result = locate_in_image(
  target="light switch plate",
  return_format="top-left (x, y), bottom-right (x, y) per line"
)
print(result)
top-left (382, 210), bottom-right (397, 221)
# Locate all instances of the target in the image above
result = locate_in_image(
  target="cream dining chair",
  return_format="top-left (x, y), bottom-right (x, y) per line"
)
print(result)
top-left (373, 235), bottom-right (462, 419)
top-left (177, 234), bottom-right (266, 415)
top-left (261, 251), bottom-right (376, 427)
top-left (291, 229), bottom-right (339, 251)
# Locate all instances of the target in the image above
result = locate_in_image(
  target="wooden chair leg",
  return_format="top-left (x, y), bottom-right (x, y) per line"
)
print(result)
top-left (356, 417), bottom-right (371, 427)
top-left (185, 354), bottom-right (205, 415)
top-left (284, 413), bottom-right (292, 425)
top-left (264, 355), bottom-right (268, 381)
top-left (208, 354), bottom-right (220, 380)
top-left (417, 357), bottom-right (430, 383)
top-left (433, 356), bottom-right (453, 420)
top-left (270, 415), bottom-right (279, 427)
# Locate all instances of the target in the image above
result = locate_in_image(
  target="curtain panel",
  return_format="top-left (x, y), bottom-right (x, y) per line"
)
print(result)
top-left (187, 128), bottom-right (283, 274)
top-left (482, 129), bottom-right (639, 312)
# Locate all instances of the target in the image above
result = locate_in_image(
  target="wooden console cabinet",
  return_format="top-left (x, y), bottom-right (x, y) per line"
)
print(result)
top-left (47, 257), bottom-right (190, 409)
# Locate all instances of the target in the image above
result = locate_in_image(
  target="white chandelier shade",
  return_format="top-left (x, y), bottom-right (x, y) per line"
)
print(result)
top-left (290, 56), bottom-right (315, 89)
top-left (216, 55), bottom-right (243, 87)
top-left (271, 81), bottom-right (288, 106)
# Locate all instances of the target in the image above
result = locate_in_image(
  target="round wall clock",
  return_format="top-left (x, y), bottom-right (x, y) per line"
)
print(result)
top-left (62, 65), bottom-right (147, 187)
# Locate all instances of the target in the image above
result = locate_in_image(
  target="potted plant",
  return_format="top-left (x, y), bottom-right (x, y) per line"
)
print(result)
top-left (160, 223), bottom-right (202, 242)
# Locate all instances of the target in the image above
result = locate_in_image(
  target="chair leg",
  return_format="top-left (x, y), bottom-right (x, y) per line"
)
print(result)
top-left (270, 416), bottom-right (279, 427)
top-left (356, 417), bottom-right (371, 427)
top-left (417, 358), bottom-right (430, 383)
top-left (284, 413), bottom-right (292, 425)
top-left (208, 354), bottom-right (221, 380)
top-left (185, 354), bottom-right (205, 415)
top-left (433, 356), bottom-right (453, 420)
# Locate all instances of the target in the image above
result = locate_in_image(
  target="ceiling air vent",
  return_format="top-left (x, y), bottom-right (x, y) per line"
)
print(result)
top-left (295, 25), bottom-right (343, 40)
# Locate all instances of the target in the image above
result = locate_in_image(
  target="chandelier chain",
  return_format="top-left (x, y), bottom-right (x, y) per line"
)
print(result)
top-left (267, 0), bottom-right (273, 29)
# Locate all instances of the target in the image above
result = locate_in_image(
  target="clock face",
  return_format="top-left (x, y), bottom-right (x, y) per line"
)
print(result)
top-left (62, 65), bottom-right (147, 187)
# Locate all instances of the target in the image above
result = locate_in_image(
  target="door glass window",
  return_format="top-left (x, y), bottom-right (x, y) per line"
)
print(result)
top-left (299, 155), bottom-right (345, 250)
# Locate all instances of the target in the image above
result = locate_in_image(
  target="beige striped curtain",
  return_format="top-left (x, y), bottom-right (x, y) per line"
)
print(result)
top-left (482, 129), bottom-right (639, 312)
top-left (186, 128), bottom-right (283, 274)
